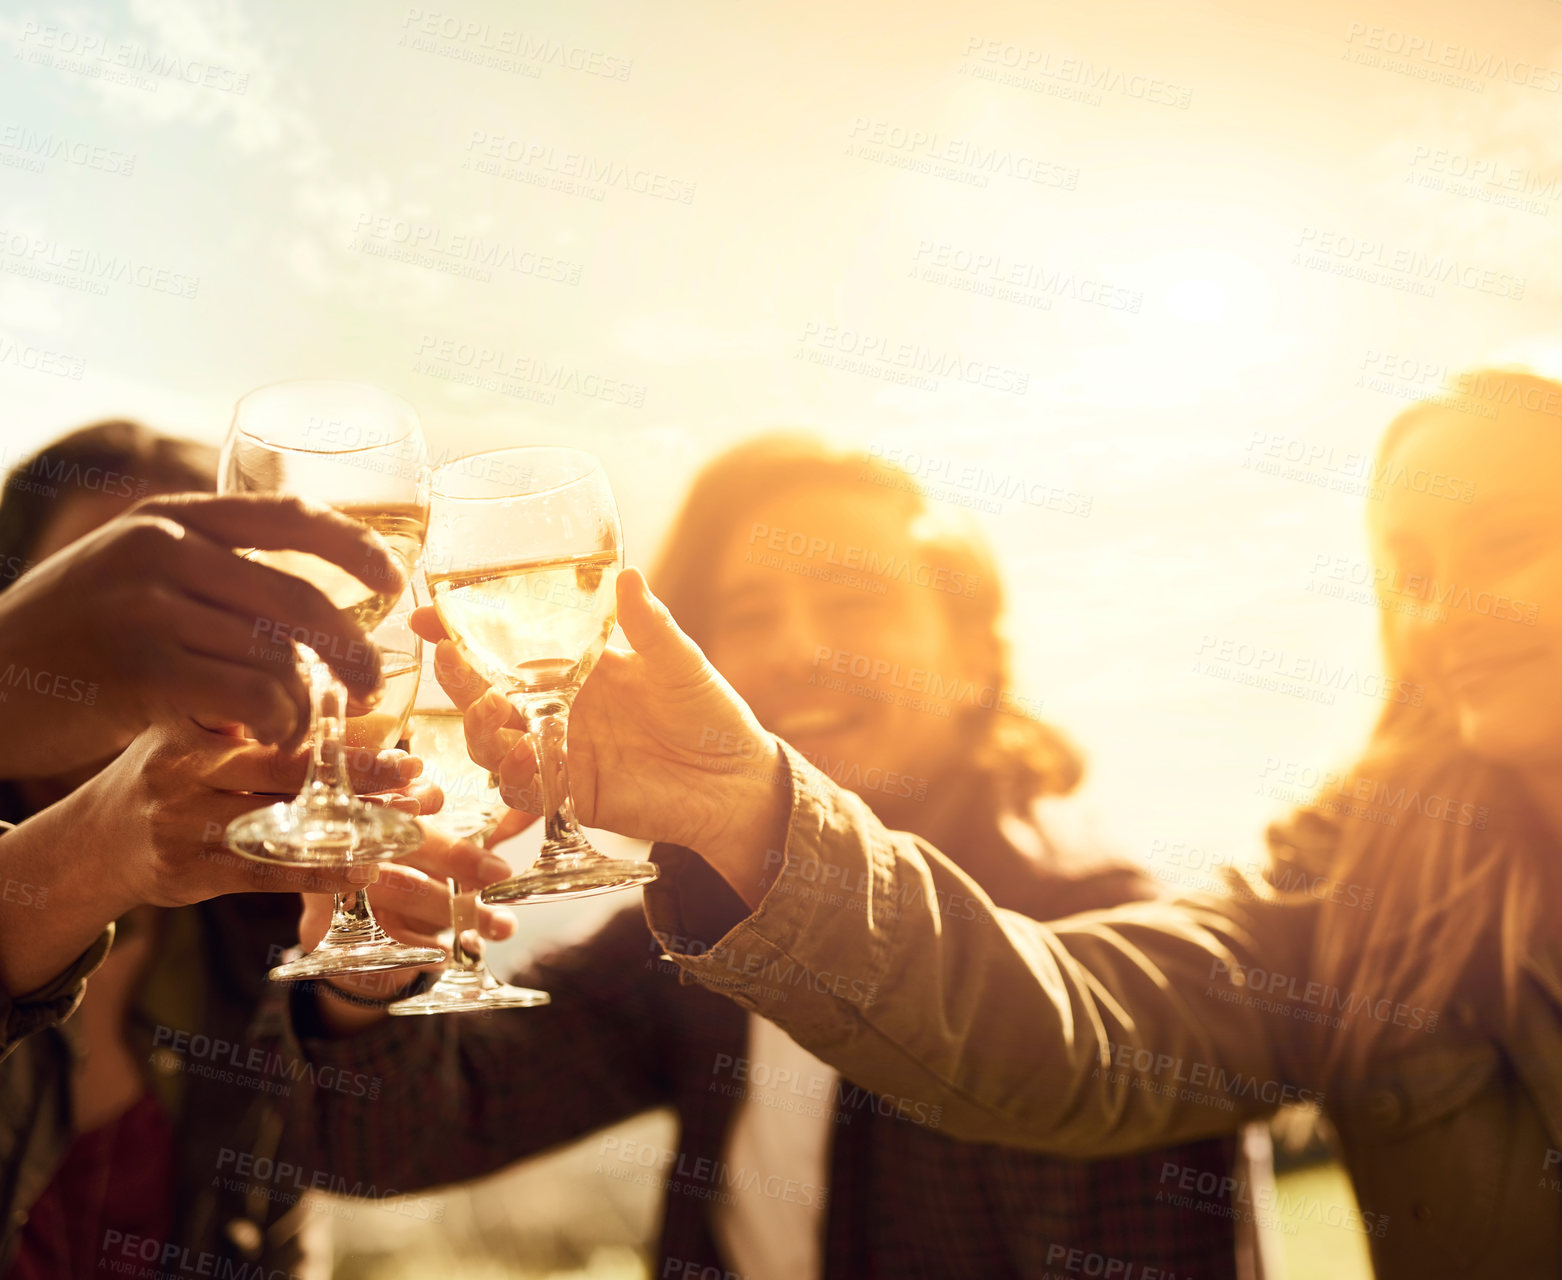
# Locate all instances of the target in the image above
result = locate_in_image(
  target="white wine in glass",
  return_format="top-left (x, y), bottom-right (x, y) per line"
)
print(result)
top-left (218, 380), bottom-right (430, 868)
top-left (425, 551), bottom-right (619, 696)
top-left (249, 504), bottom-right (428, 631)
top-left (425, 447), bottom-right (657, 903)
top-left (344, 652), bottom-right (421, 750)
top-left (389, 684), bottom-right (550, 1014)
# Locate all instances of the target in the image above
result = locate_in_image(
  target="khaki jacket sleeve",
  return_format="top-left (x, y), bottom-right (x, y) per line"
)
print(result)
top-left (0, 924), bottom-right (113, 1064)
top-left (645, 743), bottom-right (1324, 1157)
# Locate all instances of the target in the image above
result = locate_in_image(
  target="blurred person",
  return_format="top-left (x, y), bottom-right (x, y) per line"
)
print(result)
top-left (290, 436), bottom-right (1250, 1279)
top-left (443, 375), bottom-right (1562, 1277)
top-left (0, 422), bottom-right (508, 1280)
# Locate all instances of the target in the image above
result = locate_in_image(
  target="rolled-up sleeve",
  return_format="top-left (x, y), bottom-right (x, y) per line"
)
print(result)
top-left (0, 924), bottom-right (113, 1063)
top-left (645, 743), bottom-right (1319, 1157)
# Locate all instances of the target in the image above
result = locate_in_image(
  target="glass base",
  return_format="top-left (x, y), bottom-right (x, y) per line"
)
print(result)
top-left (479, 855), bottom-right (659, 904)
top-left (227, 798), bottom-right (424, 868)
top-left (269, 937), bottom-right (445, 981)
top-left (388, 968), bottom-right (551, 1015)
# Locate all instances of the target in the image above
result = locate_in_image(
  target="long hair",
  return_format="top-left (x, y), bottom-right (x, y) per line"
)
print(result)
top-left (1283, 370), bottom-right (1562, 1079)
top-left (650, 432), bottom-right (1083, 804)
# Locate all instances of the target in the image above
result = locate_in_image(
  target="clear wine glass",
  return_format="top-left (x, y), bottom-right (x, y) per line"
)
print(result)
top-left (269, 598), bottom-right (445, 981)
top-left (424, 447), bottom-right (659, 903)
top-left (389, 640), bottom-right (550, 1013)
top-left (219, 380), bottom-right (429, 867)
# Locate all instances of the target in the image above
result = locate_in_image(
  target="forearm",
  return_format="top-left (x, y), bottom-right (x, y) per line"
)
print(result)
top-left (0, 688), bottom-right (136, 778)
top-left (0, 577), bottom-right (140, 777)
top-left (648, 743), bottom-right (1311, 1156)
top-left (0, 795), bottom-right (132, 997)
top-left (282, 985), bottom-right (509, 1191)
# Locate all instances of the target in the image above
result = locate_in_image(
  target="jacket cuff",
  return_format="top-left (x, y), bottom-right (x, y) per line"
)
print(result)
top-left (643, 741), bottom-right (895, 1028)
top-left (0, 923), bottom-right (114, 1061)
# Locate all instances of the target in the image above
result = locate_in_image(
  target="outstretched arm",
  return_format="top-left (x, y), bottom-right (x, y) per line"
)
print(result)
top-left (0, 721), bottom-right (422, 1059)
top-left (414, 569), bottom-right (1320, 1158)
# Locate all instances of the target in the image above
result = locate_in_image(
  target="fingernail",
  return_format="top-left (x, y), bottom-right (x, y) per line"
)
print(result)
top-left (347, 864), bottom-right (379, 885)
top-left (478, 854), bottom-right (511, 884)
top-left (396, 755), bottom-right (423, 782)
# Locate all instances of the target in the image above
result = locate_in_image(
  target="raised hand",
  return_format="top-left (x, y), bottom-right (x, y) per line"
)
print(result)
top-left (0, 492), bottom-right (405, 776)
top-left (411, 568), bottom-right (788, 898)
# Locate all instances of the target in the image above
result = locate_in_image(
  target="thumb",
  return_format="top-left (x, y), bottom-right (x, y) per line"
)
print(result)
top-left (616, 568), bottom-right (708, 679)
top-left (297, 893), bottom-right (334, 952)
top-left (409, 605), bottom-right (448, 645)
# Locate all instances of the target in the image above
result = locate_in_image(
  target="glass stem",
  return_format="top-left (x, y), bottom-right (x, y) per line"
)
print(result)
top-left (315, 643), bottom-right (383, 949)
top-left (448, 878), bottom-right (483, 973)
top-left (522, 703), bottom-right (587, 855)
top-left (303, 649), bottom-right (354, 811)
top-left (326, 888), bottom-right (385, 943)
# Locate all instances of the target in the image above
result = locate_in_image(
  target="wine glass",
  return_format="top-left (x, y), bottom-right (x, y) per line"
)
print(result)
top-left (424, 447), bottom-right (659, 903)
top-left (269, 599), bottom-right (445, 981)
top-left (219, 380), bottom-right (429, 867)
top-left (389, 640), bottom-right (550, 1013)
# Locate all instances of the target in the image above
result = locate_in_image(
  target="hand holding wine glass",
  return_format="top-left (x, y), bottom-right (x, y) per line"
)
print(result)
top-left (219, 380), bottom-right (430, 869)
top-left (375, 643), bottom-right (550, 1014)
top-left (412, 567), bottom-right (790, 909)
top-left (295, 822), bottom-right (519, 1028)
top-left (0, 492), bottom-right (403, 776)
top-left (0, 717), bottom-right (432, 1000)
top-left (267, 597), bottom-right (448, 981)
top-left (423, 447), bottom-right (656, 902)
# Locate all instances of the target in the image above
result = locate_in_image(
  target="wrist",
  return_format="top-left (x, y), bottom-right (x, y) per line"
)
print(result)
top-left (54, 769), bottom-right (141, 921)
top-left (0, 799), bottom-right (130, 996)
top-left (694, 734), bottom-right (790, 904)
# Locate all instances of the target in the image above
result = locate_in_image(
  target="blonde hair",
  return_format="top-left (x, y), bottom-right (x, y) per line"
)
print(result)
top-left (1287, 370), bottom-right (1562, 1079)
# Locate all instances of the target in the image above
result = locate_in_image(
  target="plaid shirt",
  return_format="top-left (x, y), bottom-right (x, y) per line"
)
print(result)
top-left (286, 788), bottom-right (1243, 1280)
top-left (0, 896), bottom-right (328, 1277)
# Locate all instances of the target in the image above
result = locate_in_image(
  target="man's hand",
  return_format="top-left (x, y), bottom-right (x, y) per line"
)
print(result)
top-left (412, 568), bottom-right (788, 905)
top-left (0, 493), bottom-right (404, 776)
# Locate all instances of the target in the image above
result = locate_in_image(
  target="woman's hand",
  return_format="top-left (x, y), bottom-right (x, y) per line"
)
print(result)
top-left (80, 718), bottom-right (429, 909)
top-left (297, 828), bottom-right (517, 1031)
top-left (0, 493), bottom-right (404, 776)
top-left (0, 719), bottom-right (430, 997)
top-left (412, 569), bottom-right (788, 903)
top-left (296, 830), bottom-right (513, 955)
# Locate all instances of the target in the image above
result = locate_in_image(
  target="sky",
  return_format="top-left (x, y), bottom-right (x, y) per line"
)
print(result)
top-left (2, 0), bottom-right (1560, 883)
